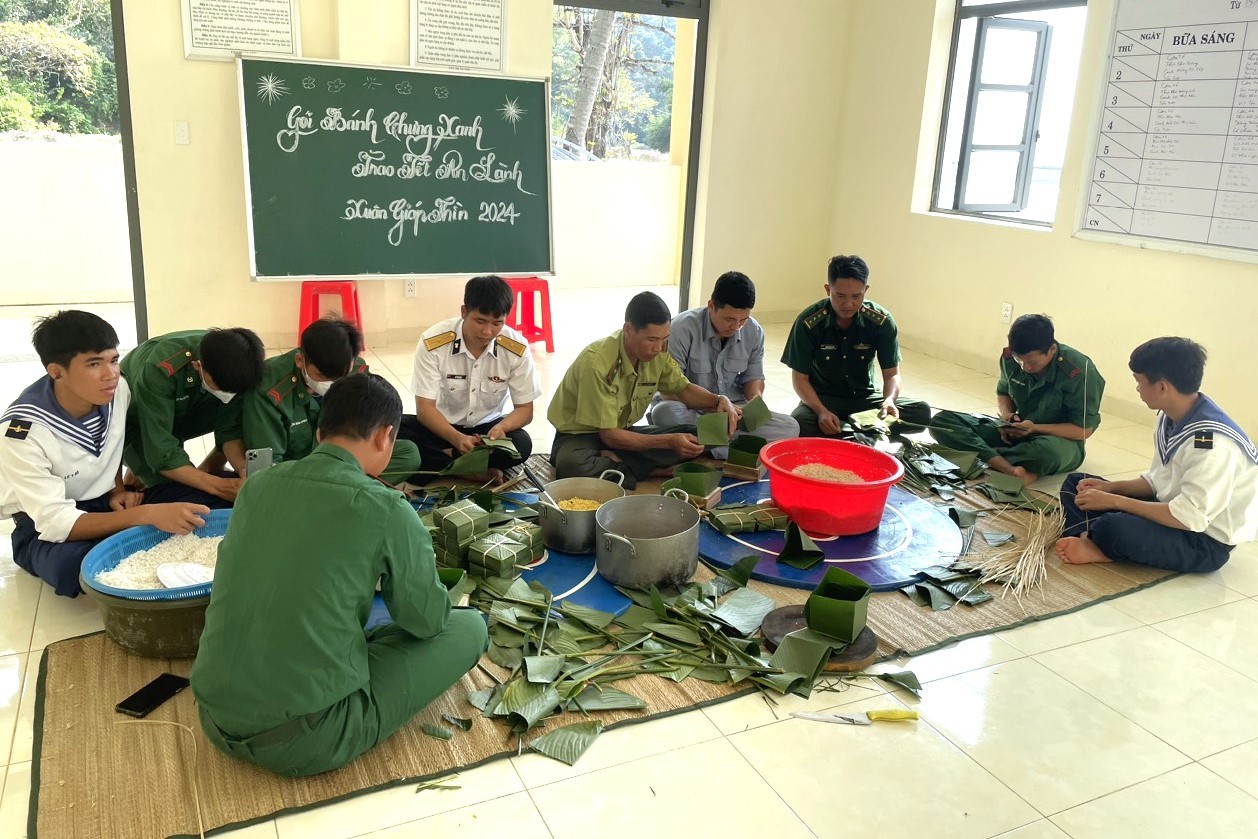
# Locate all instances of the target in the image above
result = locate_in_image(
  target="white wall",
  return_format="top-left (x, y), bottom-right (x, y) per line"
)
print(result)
top-left (0, 135), bottom-right (133, 305)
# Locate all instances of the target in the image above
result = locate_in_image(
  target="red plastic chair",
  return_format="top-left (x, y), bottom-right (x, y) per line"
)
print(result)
top-left (298, 280), bottom-right (362, 337)
top-left (504, 276), bottom-right (554, 353)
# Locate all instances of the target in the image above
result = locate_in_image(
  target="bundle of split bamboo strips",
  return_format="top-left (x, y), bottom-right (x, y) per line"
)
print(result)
top-left (964, 497), bottom-right (1065, 603)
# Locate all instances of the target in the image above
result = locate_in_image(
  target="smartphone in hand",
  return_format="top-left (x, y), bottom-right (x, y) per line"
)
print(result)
top-left (245, 447), bottom-right (274, 478)
top-left (115, 673), bottom-right (190, 718)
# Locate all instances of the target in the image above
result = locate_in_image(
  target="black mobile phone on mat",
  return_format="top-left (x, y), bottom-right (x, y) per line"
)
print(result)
top-left (115, 673), bottom-right (191, 718)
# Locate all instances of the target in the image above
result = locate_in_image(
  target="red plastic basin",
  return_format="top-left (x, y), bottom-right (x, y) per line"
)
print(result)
top-left (761, 438), bottom-right (904, 537)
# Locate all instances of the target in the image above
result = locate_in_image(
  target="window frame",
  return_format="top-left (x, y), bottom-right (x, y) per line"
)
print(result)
top-left (931, 0), bottom-right (1088, 226)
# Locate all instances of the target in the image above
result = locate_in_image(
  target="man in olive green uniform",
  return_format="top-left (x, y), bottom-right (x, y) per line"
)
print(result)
top-left (548, 292), bottom-right (740, 490)
top-left (931, 313), bottom-right (1104, 483)
top-left (783, 254), bottom-right (930, 436)
top-left (241, 318), bottom-right (420, 482)
top-left (120, 328), bottom-right (265, 507)
top-left (192, 373), bottom-right (487, 777)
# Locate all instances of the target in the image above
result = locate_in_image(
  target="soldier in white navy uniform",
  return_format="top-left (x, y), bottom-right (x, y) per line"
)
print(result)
top-left (398, 276), bottom-right (542, 482)
top-left (1057, 337), bottom-right (1258, 573)
top-left (0, 312), bottom-right (210, 596)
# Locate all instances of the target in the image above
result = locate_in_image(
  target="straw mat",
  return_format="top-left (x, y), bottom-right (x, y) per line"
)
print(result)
top-left (30, 487), bottom-right (1175, 838)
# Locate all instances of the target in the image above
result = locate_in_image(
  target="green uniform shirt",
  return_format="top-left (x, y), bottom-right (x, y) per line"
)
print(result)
top-left (996, 343), bottom-right (1104, 430)
top-left (119, 329), bottom-right (244, 486)
top-left (548, 330), bottom-right (690, 433)
top-left (190, 443), bottom-right (449, 736)
top-left (781, 299), bottom-right (901, 399)
top-left (240, 348), bottom-right (367, 464)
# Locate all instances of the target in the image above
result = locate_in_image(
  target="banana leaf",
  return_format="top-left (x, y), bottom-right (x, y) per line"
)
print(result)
top-left (766, 628), bottom-right (839, 694)
top-left (441, 714), bottom-right (474, 732)
top-left (566, 685), bottom-right (647, 712)
top-left (689, 665), bottom-right (734, 683)
top-left (849, 408), bottom-right (891, 434)
top-left (524, 655), bottom-right (566, 684)
top-left (740, 395), bottom-right (772, 432)
top-left (528, 721), bottom-right (604, 766)
top-left (494, 681), bottom-right (561, 731)
top-left (439, 447), bottom-right (491, 476)
top-left (940, 578), bottom-right (992, 606)
top-left (612, 604), bottom-right (659, 631)
top-left (559, 601), bottom-right (617, 630)
top-left (661, 663), bottom-right (697, 683)
top-left (697, 412), bottom-right (731, 446)
top-left (778, 523), bottom-right (825, 570)
top-left (700, 554), bottom-right (760, 596)
top-left (644, 622), bottom-right (702, 646)
top-left (479, 436), bottom-right (520, 458)
top-left (711, 588), bottom-right (776, 637)
top-left (422, 723), bottom-right (453, 740)
top-left (487, 643), bottom-right (524, 669)
top-left (648, 585), bottom-right (669, 618)
top-left (466, 687), bottom-right (497, 712)
top-left (982, 531), bottom-right (1015, 546)
top-left (982, 471), bottom-right (1027, 494)
top-left (900, 584), bottom-right (930, 608)
top-left (490, 624), bottom-right (528, 648)
top-left (876, 670), bottom-right (923, 697)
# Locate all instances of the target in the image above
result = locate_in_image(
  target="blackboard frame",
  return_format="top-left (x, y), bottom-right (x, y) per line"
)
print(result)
top-left (1073, 0), bottom-right (1258, 265)
top-left (236, 55), bottom-right (555, 281)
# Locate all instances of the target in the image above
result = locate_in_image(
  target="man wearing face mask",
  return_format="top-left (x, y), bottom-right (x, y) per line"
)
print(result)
top-left (121, 327), bottom-right (266, 507)
top-left (930, 314), bottom-right (1104, 485)
top-left (241, 318), bottom-right (421, 483)
top-left (648, 271), bottom-right (799, 459)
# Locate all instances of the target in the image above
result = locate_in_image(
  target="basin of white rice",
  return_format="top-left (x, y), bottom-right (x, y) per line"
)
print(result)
top-left (94, 533), bottom-right (223, 590)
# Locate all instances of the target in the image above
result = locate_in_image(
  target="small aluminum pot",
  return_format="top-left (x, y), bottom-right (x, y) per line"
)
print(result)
top-left (536, 470), bottom-right (626, 554)
top-left (595, 489), bottom-right (700, 590)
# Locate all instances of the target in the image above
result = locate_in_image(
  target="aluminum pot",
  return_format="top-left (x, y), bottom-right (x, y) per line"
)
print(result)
top-left (536, 470), bottom-right (626, 554)
top-left (595, 489), bottom-right (700, 590)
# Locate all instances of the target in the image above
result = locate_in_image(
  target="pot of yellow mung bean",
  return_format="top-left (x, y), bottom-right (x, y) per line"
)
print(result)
top-left (536, 470), bottom-right (627, 554)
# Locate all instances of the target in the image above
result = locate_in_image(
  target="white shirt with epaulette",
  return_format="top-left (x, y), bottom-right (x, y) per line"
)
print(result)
top-left (411, 316), bottom-right (542, 428)
top-left (0, 377), bottom-right (130, 543)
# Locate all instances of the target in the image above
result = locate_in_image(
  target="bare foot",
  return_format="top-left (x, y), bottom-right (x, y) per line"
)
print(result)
top-left (1011, 466), bottom-right (1038, 486)
top-left (1056, 534), bottom-right (1112, 565)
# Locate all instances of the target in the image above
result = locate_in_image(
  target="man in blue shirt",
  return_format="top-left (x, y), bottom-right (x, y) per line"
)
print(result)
top-left (648, 272), bottom-right (798, 458)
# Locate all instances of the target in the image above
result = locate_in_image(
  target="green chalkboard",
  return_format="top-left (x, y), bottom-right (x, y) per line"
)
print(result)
top-left (238, 57), bottom-right (552, 279)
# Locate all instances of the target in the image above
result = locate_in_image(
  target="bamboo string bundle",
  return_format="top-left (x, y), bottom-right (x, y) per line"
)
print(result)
top-left (966, 498), bottom-right (1065, 604)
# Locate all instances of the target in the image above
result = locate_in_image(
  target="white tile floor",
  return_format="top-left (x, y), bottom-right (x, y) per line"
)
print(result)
top-left (2, 299), bottom-right (1258, 837)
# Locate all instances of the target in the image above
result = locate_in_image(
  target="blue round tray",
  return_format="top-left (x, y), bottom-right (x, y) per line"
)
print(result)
top-left (81, 508), bottom-right (232, 601)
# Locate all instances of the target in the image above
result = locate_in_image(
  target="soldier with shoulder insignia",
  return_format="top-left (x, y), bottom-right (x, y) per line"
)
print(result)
top-left (781, 254), bottom-right (931, 437)
top-left (240, 318), bottom-right (420, 483)
top-left (0, 311), bottom-right (210, 597)
top-left (397, 275), bottom-right (540, 481)
top-left (931, 314), bottom-right (1104, 485)
top-left (120, 327), bottom-right (265, 506)
top-left (1057, 338), bottom-right (1258, 573)
top-left (548, 291), bottom-right (740, 490)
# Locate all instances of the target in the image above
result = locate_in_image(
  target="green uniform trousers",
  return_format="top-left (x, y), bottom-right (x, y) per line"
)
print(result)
top-left (199, 609), bottom-right (487, 777)
top-left (551, 425), bottom-right (697, 491)
top-left (792, 394), bottom-right (932, 438)
top-left (928, 410), bottom-right (1084, 475)
top-left (378, 439), bottom-right (422, 485)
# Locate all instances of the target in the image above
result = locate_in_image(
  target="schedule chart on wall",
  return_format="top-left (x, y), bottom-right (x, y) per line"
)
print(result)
top-left (1081, 0), bottom-right (1258, 253)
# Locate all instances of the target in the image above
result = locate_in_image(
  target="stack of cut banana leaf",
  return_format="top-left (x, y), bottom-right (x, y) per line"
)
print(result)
top-left (899, 564), bottom-right (992, 611)
top-left (463, 555), bottom-right (866, 766)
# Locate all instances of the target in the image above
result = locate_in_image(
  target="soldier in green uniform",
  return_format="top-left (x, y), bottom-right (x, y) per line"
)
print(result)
top-left (241, 318), bottom-right (420, 482)
top-left (930, 313), bottom-right (1104, 484)
top-left (192, 373), bottom-right (487, 777)
top-left (120, 328), bottom-right (265, 507)
top-left (782, 254), bottom-right (931, 436)
top-left (548, 291), bottom-right (740, 490)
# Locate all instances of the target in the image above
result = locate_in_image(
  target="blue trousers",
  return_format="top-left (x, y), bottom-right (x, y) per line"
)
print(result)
top-left (11, 494), bottom-right (115, 598)
top-left (1060, 472), bottom-right (1231, 573)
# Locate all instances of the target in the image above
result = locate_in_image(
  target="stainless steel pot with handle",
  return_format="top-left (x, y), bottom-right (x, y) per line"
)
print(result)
top-left (595, 489), bottom-right (700, 589)
top-left (535, 470), bottom-right (626, 554)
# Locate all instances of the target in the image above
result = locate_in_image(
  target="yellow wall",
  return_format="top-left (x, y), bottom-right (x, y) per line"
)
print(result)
top-left (121, 0), bottom-right (552, 349)
top-left (689, 0), bottom-right (851, 313)
top-left (831, 0), bottom-right (1258, 428)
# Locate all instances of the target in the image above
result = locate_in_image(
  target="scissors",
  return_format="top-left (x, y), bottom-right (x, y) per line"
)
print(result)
top-left (790, 709), bottom-right (919, 726)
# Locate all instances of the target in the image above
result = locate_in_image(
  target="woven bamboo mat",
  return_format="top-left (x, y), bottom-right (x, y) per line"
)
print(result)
top-left (30, 483), bottom-right (1176, 838)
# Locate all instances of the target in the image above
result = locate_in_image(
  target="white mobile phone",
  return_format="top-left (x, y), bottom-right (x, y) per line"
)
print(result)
top-left (245, 447), bottom-right (273, 477)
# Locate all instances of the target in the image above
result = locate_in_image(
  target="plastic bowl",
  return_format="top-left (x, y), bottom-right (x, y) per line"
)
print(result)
top-left (78, 508), bottom-right (232, 658)
top-left (760, 438), bottom-right (904, 537)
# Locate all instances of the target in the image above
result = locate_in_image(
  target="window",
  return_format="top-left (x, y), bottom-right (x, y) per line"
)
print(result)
top-left (933, 0), bottom-right (1088, 225)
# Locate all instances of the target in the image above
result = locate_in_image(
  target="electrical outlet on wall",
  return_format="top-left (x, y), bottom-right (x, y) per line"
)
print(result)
top-left (404, 278), bottom-right (417, 298)
top-left (1000, 302), bottom-right (1014, 324)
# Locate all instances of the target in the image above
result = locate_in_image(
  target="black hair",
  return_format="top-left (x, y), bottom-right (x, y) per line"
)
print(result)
top-left (32, 310), bottom-right (119, 368)
top-left (198, 327), bottom-right (266, 393)
top-left (464, 275), bottom-right (515, 319)
top-left (625, 291), bottom-right (672, 329)
top-left (827, 254), bottom-right (870, 285)
top-left (318, 373), bottom-right (401, 441)
top-left (1007, 314), bottom-right (1056, 356)
top-left (1129, 337), bottom-right (1207, 395)
top-left (711, 271), bottom-right (756, 310)
top-left (300, 317), bottom-right (363, 379)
